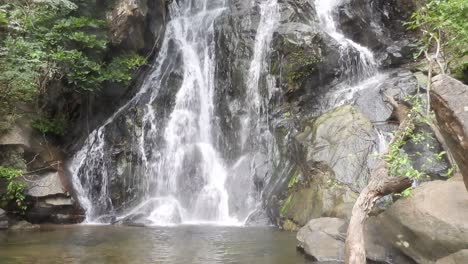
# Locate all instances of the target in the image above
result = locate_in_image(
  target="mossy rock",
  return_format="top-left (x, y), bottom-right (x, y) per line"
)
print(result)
top-left (296, 105), bottom-right (376, 190)
top-left (280, 163), bottom-right (358, 230)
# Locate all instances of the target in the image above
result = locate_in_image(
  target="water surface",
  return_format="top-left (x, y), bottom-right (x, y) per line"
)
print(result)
top-left (0, 225), bottom-right (311, 264)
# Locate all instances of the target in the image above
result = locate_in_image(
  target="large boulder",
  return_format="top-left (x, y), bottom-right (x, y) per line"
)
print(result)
top-left (296, 217), bottom-right (347, 262)
top-left (436, 250), bottom-right (468, 264)
top-left (279, 162), bottom-right (357, 230)
top-left (276, 105), bottom-right (378, 229)
top-left (296, 105), bottom-right (377, 191)
top-left (431, 74), bottom-right (468, 191)
top-left (378, 180), bottom-right (468, 263)
top-left (296, 217), bottom-right (415, 263)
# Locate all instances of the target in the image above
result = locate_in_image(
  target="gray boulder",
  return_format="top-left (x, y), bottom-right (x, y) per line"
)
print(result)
top-left (378, 180), bottom-right (468, 263)
top-left (296, 217), bottom-right (347, 262)
top-left (436, 250), bottom-right (468, 264)
top-left (296, 105), bottom-right (377, 191)
top-left (296, 217), bottom-right (415, 263)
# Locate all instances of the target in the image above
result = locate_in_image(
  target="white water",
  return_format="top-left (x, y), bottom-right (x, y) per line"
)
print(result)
top-left (314, 0), bottom-right (377, 82)
top-left (70, 0), bottom-right (280, 226)
top-left (235, 0), bottom-right (280, 222)
top-left (70, 0), bottom-right (384, 227)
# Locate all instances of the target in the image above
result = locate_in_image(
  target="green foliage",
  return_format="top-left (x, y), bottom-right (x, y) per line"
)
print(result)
top-left (0, 0), bottom-right (146, 132)
top-left (0, 9), bottom-right (7, 25)
top-left (385, 95), bottom-right (458, 197)
top-left (32, 114), bottom-right (68, 135)
top-left (0, 166), bottom-right (27, 212)
top-left (385, 97), bottom-right (426, 181)
top-left (406, 0), bottom-right (468, 76)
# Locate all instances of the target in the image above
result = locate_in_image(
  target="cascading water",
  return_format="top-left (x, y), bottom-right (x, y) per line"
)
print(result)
top-left (70, 0), bottom-right (390, 226)
top-left (228, 0), bottom-right (280, 222)
top-left (70, 0), bottom-right (281, 226)
top-left (313, 0), bottom-right (387, 109)
top-left (314, 0), bottom-right (378, 82)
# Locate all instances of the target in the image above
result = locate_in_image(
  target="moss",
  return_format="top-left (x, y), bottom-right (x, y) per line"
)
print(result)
top-left (282, 219), bottom-right (299, 232)
top-left (287, 169), bottom-right (301, 189)
top-left (279, 38), bottom-right (322, 86)
top-left (280, 195), bottom-right (293, 217)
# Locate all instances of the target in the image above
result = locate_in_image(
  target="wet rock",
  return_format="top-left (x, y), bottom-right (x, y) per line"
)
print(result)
top-left (402, 125), bottom-right (451, 181)
top-left (430, 74), bottom-right (468, 190)
top-left (245, 209), bottom-right (272, 226)
top-left (436, 250), bottom-right (468, 264)
top-left (272, 13), bottom-right (343, 103)
top-left (0, 208), bottom-right (8, 229)
top-left (355, 70), bottom-right (418, 123)
top-left (107, 0), bottom-right (167, 53)
top-left (279, 162), bottom-right (357, 230)
top-left (337, 0), bottom-right (417, 65)
top-left (296, 105), bottom-right (377, 191)
top-left (378, 180), bottom-right (468, 263)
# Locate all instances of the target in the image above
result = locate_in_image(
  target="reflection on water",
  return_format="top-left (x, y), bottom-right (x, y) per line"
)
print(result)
top-left (0, 225), bottom-right (311, 264)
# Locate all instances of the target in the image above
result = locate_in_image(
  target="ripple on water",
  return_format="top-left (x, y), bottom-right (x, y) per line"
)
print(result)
top-left (0, 225), bottom-right (315, 264)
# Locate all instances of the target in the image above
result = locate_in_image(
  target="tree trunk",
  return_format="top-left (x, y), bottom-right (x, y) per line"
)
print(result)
top-left (344, 97), bottom-right (414, 264)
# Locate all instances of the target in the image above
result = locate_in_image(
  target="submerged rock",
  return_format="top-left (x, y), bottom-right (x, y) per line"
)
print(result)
top-left (378, 180), bottom-right (468, 263)
top-left (431, 74), bottom-right (468, 190)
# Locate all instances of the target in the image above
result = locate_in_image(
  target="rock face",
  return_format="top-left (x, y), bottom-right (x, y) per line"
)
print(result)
top-left (280, 163), bottom-right (357, 230)
top-left (298, 105), bottom-right (377, 190)
top-left (0, 117), bottom-right (84, 224)
top-left (107, 0), bottom-right (167, 53)
top-left (25, 170), bottom-right (84, 224)
top-left (431, 74), bottom-right (468, 190)
top-left (277, 106), bottom-right (376, 229)
top-left (378, 180), bottom-right (468, 263)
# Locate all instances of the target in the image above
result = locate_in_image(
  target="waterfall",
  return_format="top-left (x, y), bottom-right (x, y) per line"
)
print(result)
top-left (314, 0), bottom-right (377, 83)
top-left (313, 0), bottom-right (388, 111)
top-left (69, 0), bottom-right (386, 226)
top-left (70, 0), bottom-right (280, 226)
top-left (231, 0), bottom-right (280, 222)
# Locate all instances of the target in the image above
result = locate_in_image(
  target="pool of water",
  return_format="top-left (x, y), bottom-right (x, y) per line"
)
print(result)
top-left (0, 225), bottom-right (312, 264)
